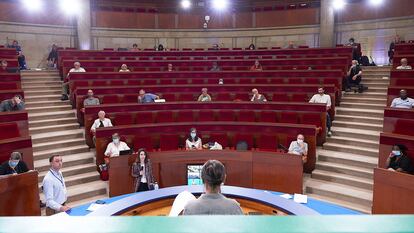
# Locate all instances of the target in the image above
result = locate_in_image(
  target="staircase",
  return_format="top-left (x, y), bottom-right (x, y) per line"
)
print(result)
top-left (304, 66), bottom-right (391, 213)
top-left (21, 70), bottom-right (107, 210)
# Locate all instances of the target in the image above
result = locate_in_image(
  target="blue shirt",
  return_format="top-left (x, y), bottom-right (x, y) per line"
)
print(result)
top-left (42, 169), bottom-right (67, 211)
top-left (139, 93), bottom-right (157, 103)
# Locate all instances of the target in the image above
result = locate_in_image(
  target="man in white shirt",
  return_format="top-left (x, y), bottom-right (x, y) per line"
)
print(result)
top-left (396, 58), bottom-right (412, 70)
top-left (91, 111), bottom-right (113, 144)
top-left (42, 155), bottom-right (71, 216)
top-left (104, 133), bottom-right (130, 162)
top-left (309, 87), bottom-right (332, 136)
top-left (391, 89), bottom-right (414, 109)
top-left (61, 61), bottom-right (86, 101)
top-left (288, 134), bottom-right (308, 163)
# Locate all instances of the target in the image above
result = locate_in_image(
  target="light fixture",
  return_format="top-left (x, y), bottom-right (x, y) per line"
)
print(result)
top-left (332, 0), bottom-right (346, 10)
top-left (181, 0), bottom-right (191, 9)
top-left (212, 0), bottom-right (228, 10)
top-left (22, 0), bottom-right (42, 11)
top-left (60, 0), bottom-right (81, 15)
top-left (369, 0), bottom-right (384, 6)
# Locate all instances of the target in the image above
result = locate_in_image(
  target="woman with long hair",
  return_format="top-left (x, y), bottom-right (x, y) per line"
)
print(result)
top-left (131, 149), bottom-right (156, 192)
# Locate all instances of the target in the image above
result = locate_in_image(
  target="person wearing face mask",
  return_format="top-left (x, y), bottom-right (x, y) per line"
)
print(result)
top-left (386, 145), bottom-right (413, 174)
top-left (288, 134), bottom-right (308, 163)
top-left (0, 152), bottom-right (28, 175)
top-left (81, 89), bottom-right (100, 113)
top-left (131, 149), bottom-right (156, 192)
top-left (309, 87), bottom-right (332, 137)
top-left (391, 89), bottom-right (414, 109)
top-left (345, 60), bottom-right (363, 92)
top-left (104, 133), bottom-right (130, 163)
top-left (186, 128), bottom-right (202, 150)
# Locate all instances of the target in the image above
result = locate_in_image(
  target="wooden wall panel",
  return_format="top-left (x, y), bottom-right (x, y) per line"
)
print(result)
top-left (235, 12), bottom-right (253, 28)
top-left (177, 13), bottom-right (203, 29)
top-left (208, 13), bottom-right (234, 29)
top-left (95, 11), bottom-right (138, 28)
top-left (158, 13), bottom-right (176, 29)
top-left (256, 8), bottom-right (319, 28)
top-left (136, 13), bottom-right (156, 29)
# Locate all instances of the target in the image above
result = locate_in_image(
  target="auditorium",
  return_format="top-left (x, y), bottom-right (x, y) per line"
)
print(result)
top-left (0, 0), bottom-right (413, 232)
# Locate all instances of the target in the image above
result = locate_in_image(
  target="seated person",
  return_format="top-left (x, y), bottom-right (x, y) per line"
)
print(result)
top-left (82, 89), bottom-right (100, 112)
top-left (7, 40), bottom-right (22, 52)
top-left (386, 144), bottom-right (413, 174)
top-left (138, 89), bottom-right (159, 103)
top-left (345, 60), bottom-right (362, 91)
top-left (250, 60), bottom-right (263, 71)
top-left (167, 63), bottom-right (174, 72)
top-left (218, 79), bottom-right (224, 85)
top-left (210, 62), bottom-right (221, 72)
top-left (185, 128), bottom-right (202, 150)
top-left (47, 44), bottom-right (58, 68)
top-left (0, 95), bottom-right (25, 112)
top-left (285, 41), bottom-right (296, 49)
top-left (309, 87), bottom-right (332, 136)
top-left (212, 44), bottom-right (220, 50)
top-left (391, 89), bottom-right (414, 109)
top-left (61, 61), bottom-right (86, 101)
top-left (396, 58), bottom-right (412, 70)
top-left (17, 51), bottom-right (27, 70)
top-left (183, 160), bottom-right (243, 215)
top-left (104, 133), bottom-right (130, 162)
top-left (90, 110), bottom-right (113, 135)
top-left (157, 44), bottom-right (164, 51)
top-left (119, 64), bottom-right (130, 72)
top-left (0, 152), bottom-right (29, 175)
top-left (130, 43), bottom-right (140, 52)
top-left (197, 88), bottom-right (212, 102)
top-left (0, 60), bottom-right (10, 73)
top-left (250, 88), bottom-right (267, 102)
top-left (248, 43), bottom-right (255, 50)
top-left (288, 134), bottom-right (308, 163)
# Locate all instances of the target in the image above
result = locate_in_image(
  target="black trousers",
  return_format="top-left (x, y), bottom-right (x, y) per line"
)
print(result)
top-left (346, 75), bottom-right (362, 89)
top-left (137, 182), bottom-right (149, 192)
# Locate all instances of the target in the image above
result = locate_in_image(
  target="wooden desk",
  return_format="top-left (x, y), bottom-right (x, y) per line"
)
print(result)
top-left (0, 170), bottom-right (40, 216)
top-left (109, 150), bottom-right (303, 197)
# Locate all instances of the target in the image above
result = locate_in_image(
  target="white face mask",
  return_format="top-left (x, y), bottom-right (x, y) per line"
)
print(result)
top-left (113, 138), bottom-right (120, 144)
top-left (190, 133), bottom-right (196, 138)
top-left (297, 139), bottom-right (304, 144)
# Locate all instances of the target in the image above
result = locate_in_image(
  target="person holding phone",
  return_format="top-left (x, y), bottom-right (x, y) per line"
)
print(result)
top-left (185, 128), bottom-right (202, 150)
top-left (386, 144), bottom-right (413, 174)
top-left (131, 149), bottom-right (155, 192)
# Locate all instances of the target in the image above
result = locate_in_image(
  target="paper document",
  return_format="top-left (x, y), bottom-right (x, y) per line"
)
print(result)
top-left (86, 203), bottom-right (107, 212)
top-left (169, 190), bottom-right (196, 216)
top-left (293, 194), bottom-right (308, 204)
top-left (51, 211), bottom-right (70, 217)
top-left (280, 194), bottom-right (293, 199)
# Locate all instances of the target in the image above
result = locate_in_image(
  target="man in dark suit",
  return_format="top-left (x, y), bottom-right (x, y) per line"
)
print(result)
top-left (0, 152), bottom-right (29, 175)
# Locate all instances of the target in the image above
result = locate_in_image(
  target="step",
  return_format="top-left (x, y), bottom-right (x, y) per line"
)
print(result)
top-left (334, 114), bottom-right (383, 125)
top-left (34, 151), bottom-right (94, 172)
top-left (29, 117), bottom-right (76, 128)
top-left (361, 87), bottom-right (388, 94)
top-left (340, 96), bottom-right (387, 104)
top-left (26, 105), bottom-right (72, 114)
top-left (39, 181), bottom-right (107, 204)
top-left (326, 136), bottom-right (379, 149)
top-left (317, 149), bottom-right (378, 169)
top-left (361, 79), bottom-right (390, 84)
top-left (23, 85), bottom-right (62, 91)
top-left (311, 169), bottom-right (373, 190)
top-left (361, 83), bottom-right (390, 88)
top-left (331, 126), bottom-right (380, 141)
top-left (21, 76), bottom-right (61, 82)
top-left (336, 107), bottom-right (383, 118)
top-left (28, 110), bottom-right (75, 121)
top-left (31, 129), bottom-right (84, 144)
top-left (315, 160), bottom-right (374, 179)
top-left (306, 193), bottom-right (371, 214)
top-left (322, 142), bottom-right (379, 158)
top-left (362, 74), bottom-right (390, 78)
top-left (305, 179), bottom-right (372, 208)
top-left (38, 171), bottom-right (101, 191)
top-left (66, 194), bottom-right (109, 209)
top-left (25, 90), bottom-right (62, 96)
top-left (33, 138), bottom-right (86, 152)
top-left (21, 80), bottom-right (62, 86)
top-left (332, 120), bottom-right (383, 131)
top-left (25, 100), bottom-right (69, 108)
top-left (23, 94), bottom-right (62, 102)
top-left (339, 102), bottom-right (385, 110)
top-left (38, 163), bottom-right (97, 182)
top-left (33, 145), bottom-right (90, 161)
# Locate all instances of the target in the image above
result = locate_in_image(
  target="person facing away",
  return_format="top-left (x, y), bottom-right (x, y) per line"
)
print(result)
top-left (288, 134), bottom-right (308, 163)
top-left (391, 89), bottom-right (414, 109)
top-left (138, 89), bottom-right (159, 103)
top-left (309, 87), bottom-right (332, 137)
top-left (250, 60), bottom-right (263, 71)
top-left (42, 155), bottom-right (71, 215)
top-left (61, 61), bottom-right (86, 100)
top-left (345, 60), bottom-right (362, 91)
top-left (131, 149), bottom-right (156, 192)
top-left (185, 128), bottom-right (202, 150)
top-left (386, 144), bottom-right (414, 174)
top-left (197, 88), bottom-right (212, 102)
top-left (119, 64), bottom-right (130, 72)
top-left (47, 44), bottom-right (58, 68)
top-left (210, 62), bottom-right (221, 72)
top-left (0, 151), bottom-right (29, 175)
top-left (183, 160), bottom-right (243, 215)
top-left (0, 95), bottom-right (25, 112)
top-left (396, 58), bottom-right (412, 70)
top-left (250, 88), bottom-right (267, 102)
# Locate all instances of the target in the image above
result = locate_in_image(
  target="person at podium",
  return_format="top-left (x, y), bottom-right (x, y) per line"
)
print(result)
top-left (131, 149), bottom-right (155, 192)
top-left (183, 160), bottom-right (243, 215)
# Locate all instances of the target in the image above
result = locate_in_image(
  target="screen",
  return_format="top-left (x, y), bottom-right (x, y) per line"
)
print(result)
top-left (187, 164), bottom-right (203, 186)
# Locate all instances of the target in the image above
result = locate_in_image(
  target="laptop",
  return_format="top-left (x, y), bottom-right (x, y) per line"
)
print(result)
top-left (119, 149), bottom-right (133, 156)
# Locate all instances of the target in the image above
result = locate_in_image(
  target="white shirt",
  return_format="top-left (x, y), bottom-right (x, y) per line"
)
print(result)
top-left (391, 97), bottom-right (414, 109)
top-left (140, 163), bottom-right (147, 183)
top-left (42, 169), bottom-right (67, 211)
top-left (90, 118), bottom-right (113, 132)
top-left (104, 141), bottom-right (130, 157)
top-left (69, 67), bottom-right (86, 73)
top-left (288, 141), bottom-right (308, 156)
top-left (396, 65), bottom-right (412, 70)
top-left (186, 138), bottom-right (202, 150)
top-left (309, 94), bottom-right (332, 107)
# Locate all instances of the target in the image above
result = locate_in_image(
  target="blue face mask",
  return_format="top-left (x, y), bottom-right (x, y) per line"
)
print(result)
top-left (392, 150), bottom-right (401, 156)
top-left (9, 160), bottom-right (18, 168)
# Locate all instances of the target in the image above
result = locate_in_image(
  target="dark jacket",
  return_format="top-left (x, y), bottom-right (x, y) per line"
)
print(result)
top-left (0, 160), bottom-right (29, 175)
top-left (131, 159), bottom-right (155, 192)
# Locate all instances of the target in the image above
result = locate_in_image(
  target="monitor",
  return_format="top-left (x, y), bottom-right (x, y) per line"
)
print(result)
top-left (187, 164), bottom-right (203, 186)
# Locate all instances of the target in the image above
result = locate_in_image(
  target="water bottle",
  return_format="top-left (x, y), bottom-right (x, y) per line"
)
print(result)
top-left (154, 182), bottom-right (159, 190)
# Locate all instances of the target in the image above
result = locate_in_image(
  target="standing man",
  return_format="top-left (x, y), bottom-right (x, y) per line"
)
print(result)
top-left (42, 155), bottom-right (71, 216)
top-left (309, 87), bottom-right (332, 137)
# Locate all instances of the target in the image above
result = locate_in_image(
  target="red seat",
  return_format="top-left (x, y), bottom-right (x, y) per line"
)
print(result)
top-left (176, 110), bottom-right (194, 122)
top-left (237, 110), bottom-right (256, 122)
top-left (102, 95), bottom-right (119, 104)
top-left (215, 93), bottom-right (231, 101)
top-left (279, 112), bottom-right (298, 124)
top-left (234, 93), bottom-right (249, 101)
top-left (302, 113), bottom-right (322, 129)
top-left (269, 79), bottom-right (284, 84)
top-left (291, 93), bottom-right (309, 102)
top-left (114, 113), bottom-right (134, 125)
top-left (209, 133), bottom-right (229, 148)
top-left (142, 79), bottom-right (157, 85)
top-left (198, 110), bottom-right (215, 121)
top-left (101, 67), bottom-right (114, 72)
top-left (133, 136), bottom-right (154, 152)
top-left (236, 66), bottom-right (246, 71)
top-left (306, 78), bottom-right (320, 84)
top-left (191, 79), bottom-right (204, 85)
top-left (123, 94), bottom-right (137, 103)
top-left (156, 111), bottom-right (174, 123)
top-left (148, 67), bottom-right (160, 72)
top-left (0, 123), bottom-right (19, 140)
top-left (159, 134), bottom-right (180, 151)
top-left (136, 112), bottom-right (153, 124)
top-left (175, 79), bottom-right (188, 85)
top-left (217, 110), bottom-right (235, 122)
top-left (127, 80), bottom-right (141, 86)
top-left (259, 111), bottom-right (277, 123)
top-left (178, 93), bottom-right (194, 101)
top-left (257, 134), bottom-right (278, 151)
top-left (239, 79), bottom-right (252, 84)
top-left (288, 78), bottom-right (303, 84)
top-left (160, 79), bottom-right (173, 85)
top-left (161, 93), bottom-right (176, 101)
top-left (232, 133), bottom-right (254, 149)
top-left (272, 93), bottom-right (290, 102)
top-left (110, 80), bottom-right (124, 86)
top-left (255, 78), bottom-right (269, 84)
